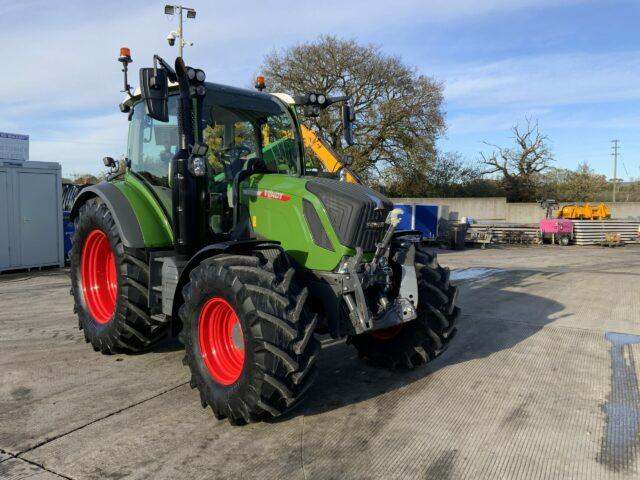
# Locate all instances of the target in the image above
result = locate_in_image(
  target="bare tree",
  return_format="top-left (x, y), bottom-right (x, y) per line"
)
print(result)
top-left (480, 119), bottom-right (554, 201)
top-left (260, 35), bottom-right (445, 185)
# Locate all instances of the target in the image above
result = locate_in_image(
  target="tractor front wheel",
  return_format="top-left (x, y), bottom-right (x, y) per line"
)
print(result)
top-left (179, 252), bottom-right (320, 425)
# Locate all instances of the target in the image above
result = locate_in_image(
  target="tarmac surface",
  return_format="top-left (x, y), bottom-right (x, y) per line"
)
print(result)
top-left (1, 245), bottom-right (639, 479)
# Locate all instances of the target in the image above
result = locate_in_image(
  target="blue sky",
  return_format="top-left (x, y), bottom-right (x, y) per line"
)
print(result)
top-left (1, 0), bottom-right (639, 179)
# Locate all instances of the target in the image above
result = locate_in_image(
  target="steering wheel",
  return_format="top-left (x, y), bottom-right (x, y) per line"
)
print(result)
top-left (217, 145), bottom-right (252, 181)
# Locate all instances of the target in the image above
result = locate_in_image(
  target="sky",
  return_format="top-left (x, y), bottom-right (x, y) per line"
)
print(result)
top-left (1, 0), bottom-right (639, 179)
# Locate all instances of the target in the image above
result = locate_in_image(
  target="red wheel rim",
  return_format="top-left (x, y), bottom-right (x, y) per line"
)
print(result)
top-left (81, 229), bottom-right (117, 324)
top-left (369, 324), bottom-right (403, 340)
top-left (198, 298), bottom-right (245, 385)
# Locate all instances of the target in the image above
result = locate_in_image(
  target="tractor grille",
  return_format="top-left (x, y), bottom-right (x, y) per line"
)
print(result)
top-left (306, 178), bottom-right (393, 252)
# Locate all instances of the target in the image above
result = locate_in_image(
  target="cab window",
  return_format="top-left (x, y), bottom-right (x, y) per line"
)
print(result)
top-left (202, 94), bottom-right (300, 183)
top-left (127, 96), bottom-right (179, 211)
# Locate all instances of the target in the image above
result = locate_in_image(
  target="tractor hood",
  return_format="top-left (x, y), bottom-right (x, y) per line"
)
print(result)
top-left (305, 178), bottom-right (393, 252)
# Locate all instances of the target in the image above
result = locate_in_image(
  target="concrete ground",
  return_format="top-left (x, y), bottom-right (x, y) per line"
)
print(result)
top-left (1, 245), bottom-right (639, 479)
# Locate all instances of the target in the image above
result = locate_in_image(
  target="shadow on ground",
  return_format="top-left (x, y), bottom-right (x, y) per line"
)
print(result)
top-left (274, 269), bottom-right (567, 421)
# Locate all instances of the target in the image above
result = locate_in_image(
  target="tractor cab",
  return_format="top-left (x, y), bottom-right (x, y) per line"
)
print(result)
top-left (125, 83), bottom-right (303, 235)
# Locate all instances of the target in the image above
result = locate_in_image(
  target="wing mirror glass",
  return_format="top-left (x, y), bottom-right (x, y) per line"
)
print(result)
top-left (342, 104), bottom-right (355, 147)
top-left (140, 67), bottom-right (169, 122)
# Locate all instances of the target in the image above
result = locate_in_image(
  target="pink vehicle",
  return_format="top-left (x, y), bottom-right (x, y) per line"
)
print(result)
top-left (540, 218), bottom-right (573, 246)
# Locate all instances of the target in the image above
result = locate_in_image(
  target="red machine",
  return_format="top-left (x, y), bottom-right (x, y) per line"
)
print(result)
top-left (540, 218), bottom-right (573, 246)
top-left (538, 199), bottom-right (572, 246)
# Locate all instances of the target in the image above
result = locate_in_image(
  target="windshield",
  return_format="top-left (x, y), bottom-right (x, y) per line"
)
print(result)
top-left (201, 85), bottom-right (301, 181)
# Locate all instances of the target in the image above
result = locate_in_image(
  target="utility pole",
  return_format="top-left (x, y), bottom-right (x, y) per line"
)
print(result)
top-left (177, 6), bottom-right (183, 58)
top-left (165, 5), bottom-right (196, 59)
top-left (611, 139), bottom-right (620, 203)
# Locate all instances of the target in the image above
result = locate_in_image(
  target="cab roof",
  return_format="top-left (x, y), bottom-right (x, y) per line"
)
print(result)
top-left (121, 82), bottom-right (295, 109)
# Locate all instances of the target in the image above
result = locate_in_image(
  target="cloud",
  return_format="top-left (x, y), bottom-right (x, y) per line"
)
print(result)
top-left (28, 113), bottom-right (127, 176)
top-left (1, 0), bottom-right (591, 114)
top-left (440, 51), bottom-right (640, 109)
top-left (447, 109), bottom-right (552, 134)
top-left (0, 0), bottom-right (603, 176)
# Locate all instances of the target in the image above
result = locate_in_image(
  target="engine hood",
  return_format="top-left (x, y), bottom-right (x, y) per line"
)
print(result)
top-left (305, 178), bottom-right (393, 252)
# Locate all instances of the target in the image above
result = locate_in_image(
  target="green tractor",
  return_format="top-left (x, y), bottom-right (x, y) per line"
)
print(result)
top-left (69, 49), bottom-right (459, 424)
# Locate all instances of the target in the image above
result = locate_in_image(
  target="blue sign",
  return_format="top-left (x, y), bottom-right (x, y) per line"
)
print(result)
top-left (0, 131), bottom-right (29, 162)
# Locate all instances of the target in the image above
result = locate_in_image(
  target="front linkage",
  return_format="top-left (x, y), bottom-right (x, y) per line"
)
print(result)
top-left (331, 208), bottom-right (419, 336)
top-left (307, 208), bottom-right (455, 343)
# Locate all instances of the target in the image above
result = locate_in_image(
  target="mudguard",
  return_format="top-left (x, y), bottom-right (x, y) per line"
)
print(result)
top-left (171, 240), bottom-right (283, 329)
top-left (70, 182), bottom-right (145, 249)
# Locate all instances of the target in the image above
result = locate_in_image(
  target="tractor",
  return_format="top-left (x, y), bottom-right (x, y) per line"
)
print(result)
top-left (69, 48), bottom-right (460, 425)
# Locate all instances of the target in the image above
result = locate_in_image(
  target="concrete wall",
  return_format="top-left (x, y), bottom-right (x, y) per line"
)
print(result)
top-left (610, 202), bottom-right (640, 220)
top-left (391, 197), bottom-right (640, 224)
top-left (392, 197), bottom-right (507, 222)
top-left (505, 203), bottom-right (542, 224)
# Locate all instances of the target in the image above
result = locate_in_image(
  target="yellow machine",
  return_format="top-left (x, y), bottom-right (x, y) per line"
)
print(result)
top-left (301, 125), bottom-right (360, 184)
top-left (557, 202), bottom-right (611, 220)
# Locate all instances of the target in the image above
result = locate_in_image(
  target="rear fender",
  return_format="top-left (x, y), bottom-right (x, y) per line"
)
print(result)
top-left (70, 183), bottom-right (145, 248)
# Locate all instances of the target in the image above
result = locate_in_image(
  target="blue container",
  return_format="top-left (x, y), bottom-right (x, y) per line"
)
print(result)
top-left (394, 204), bottom-right (414, 231)
top-left (393, 203), bottom-right (439, 238)
top-left (414, 205), bottom-right (439, 239)
top-left (63, 211), bottom-right (74, 261)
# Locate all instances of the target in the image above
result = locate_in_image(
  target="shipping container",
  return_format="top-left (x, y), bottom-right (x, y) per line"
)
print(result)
top-left (0, 160), bottom-right (64, 272)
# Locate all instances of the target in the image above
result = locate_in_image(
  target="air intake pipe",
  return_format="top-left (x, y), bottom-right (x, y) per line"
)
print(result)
top-left (172, 57), bottom-right (207, 259)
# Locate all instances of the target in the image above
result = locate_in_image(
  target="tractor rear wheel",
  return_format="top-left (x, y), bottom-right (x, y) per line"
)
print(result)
top-left (348, 241), bottom-right (459, 368)
top-left (179, 252), bottom-right (320, 425)
top-left (70, 198), bottom-right (169, 353)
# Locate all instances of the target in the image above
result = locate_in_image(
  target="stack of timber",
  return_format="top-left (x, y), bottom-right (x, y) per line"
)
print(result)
top-left (572, 219), bottom-right (640, 245)
top-left (467, 223), bottom-right (539, 245)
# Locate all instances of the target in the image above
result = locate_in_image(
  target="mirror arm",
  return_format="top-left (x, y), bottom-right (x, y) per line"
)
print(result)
top-left (153, 55), bottom-right (178, 83)
top-left (325, 95), bottom-right (349, 106)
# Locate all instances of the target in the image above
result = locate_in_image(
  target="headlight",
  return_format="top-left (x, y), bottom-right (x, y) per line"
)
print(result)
top-left (190, 157), bottom-right (206, 176)
top-left (308, 93), bottom-right (317, 104)
top-left (317, 94), bottom-right (326, 105)
top-left (186, 68), bottom-right (196, 80)
top-left (195, 69), bottom-right (206, 82)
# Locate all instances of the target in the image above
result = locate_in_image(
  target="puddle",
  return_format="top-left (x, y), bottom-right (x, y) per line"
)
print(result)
top-left (450, 268), bottom-right (504, 282)
top-left (598, 331), bottom-right (640, 471)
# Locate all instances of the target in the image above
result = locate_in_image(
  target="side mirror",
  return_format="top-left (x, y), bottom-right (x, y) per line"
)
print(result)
top-left (140, 67), bottom-right (169, 122)
top-left (342, 104), bottom-right (355, 146)
top-left (102, 156), bottom-right (116, 167)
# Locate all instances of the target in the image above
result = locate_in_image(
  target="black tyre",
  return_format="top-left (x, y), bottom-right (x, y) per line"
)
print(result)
top-left (348, 240), bottom-right (459, 368)
top-left (70, 198), bottom-right (169, 353)
top-left (559, 235), bottom-right (570, 246)
top-left (179, 252), bottom-right (320, 425)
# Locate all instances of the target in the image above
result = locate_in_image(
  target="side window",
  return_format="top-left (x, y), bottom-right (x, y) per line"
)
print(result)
top-left (127, 96), bottom-right (179, 188)
top-left (203, 116), bottom-right (260, 183)
top-left (261, 113), bottom-right (298, 175)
